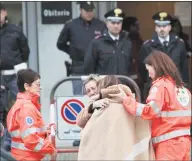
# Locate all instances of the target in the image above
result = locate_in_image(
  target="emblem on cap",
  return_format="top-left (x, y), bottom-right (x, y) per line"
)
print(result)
top-left (87, 1), bottom-right (91, 5)
top-left (159, 12), bottom-right (167, 21)
top-left (114, 8), bottom-right (122, 17)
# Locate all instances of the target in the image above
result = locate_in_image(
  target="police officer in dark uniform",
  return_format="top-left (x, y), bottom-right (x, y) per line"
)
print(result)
top-left (84, 8), bottom-right (132, 77)
top-left (57, 1), bottom-right (105, 95)
top-left (170, 16), bottom-right (192, 91)
top-left (0, 4), bottom-right (30, 151)
top-left (138, 11), bottom-right (189, 102)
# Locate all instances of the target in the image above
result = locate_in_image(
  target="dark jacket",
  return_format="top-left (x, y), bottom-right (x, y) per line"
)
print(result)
top-left (128, 32), bottom-right (143, 85)
top-left (138, 33), bottom-right (188, 100)
top-left (84, 30), bottom-right (132, 76)
top-left (57, 17), bottom-right (106, 75)
top-left (0, 23), bottom-right (30, 70)
top-left (0, 123), bottom-right (16, 161)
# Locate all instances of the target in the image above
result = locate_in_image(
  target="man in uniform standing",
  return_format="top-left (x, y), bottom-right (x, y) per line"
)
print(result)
top-left (57, 1), bottom-right (105, 95)
top-left (0, 4), bottom-right (30, 151)
top-left (84, 8), bottom-right (132, 77)
top-left (138, 11), bottom-right (189, 101)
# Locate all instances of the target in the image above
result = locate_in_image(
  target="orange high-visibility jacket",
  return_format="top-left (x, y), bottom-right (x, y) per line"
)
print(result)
top-left (7, 93), bottom-right (56, 161)
top-left (123, 77), bottom-right (191, 145)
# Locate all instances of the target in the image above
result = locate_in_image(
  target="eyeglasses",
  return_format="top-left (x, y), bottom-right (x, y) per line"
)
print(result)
top-left (31, 82), bottom-right (41, 87)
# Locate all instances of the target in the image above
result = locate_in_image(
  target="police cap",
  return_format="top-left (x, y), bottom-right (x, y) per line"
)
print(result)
top-left (152, 11), bottom-right (172, 26)
top-left (79, 1), bottom-right (95, 12)
top-left (104, 8), bottom-right (125, 22)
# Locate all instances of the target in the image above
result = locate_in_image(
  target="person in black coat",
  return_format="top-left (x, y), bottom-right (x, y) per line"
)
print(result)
top-left (138, 11), bottom-right (188, 102)
top-left (0, 122), bottom-right (17, 161)
top-left (84, 8), bottom-right (132, 77)
top-left (56, 1), bottom-right (105, 95)
top-left (122, 16), bottom-right (143, 85)
top-left (0, 4), bottom-right (30, 152)
top-left (170, 16), bottom-right (192, 55)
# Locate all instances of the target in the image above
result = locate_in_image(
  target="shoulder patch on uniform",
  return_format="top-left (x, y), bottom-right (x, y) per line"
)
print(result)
top-left (26, 116), bottom-right (34, 125)
top-left (175, 36), bottom-right (184, 43)
top-left (179, 38), bottom-right (184, 43)
top-left (175, 87), bottom-right (190, 107)
top-left (150, 86), bottom-right (158, 93)
top-left (65, 19), bottom-right (72, 24)
top-left (143, 40), bottom-right (151, 45)
top-left (95, 35), bottom-right (102, 39)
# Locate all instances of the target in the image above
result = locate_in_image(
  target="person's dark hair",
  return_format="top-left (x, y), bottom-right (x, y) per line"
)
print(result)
top-left (17, 69), bottom-right (40, 92)
top-left (170, 16), bottom-right (183, 37)
top-left (122, 16), bottom-right (138, 32)
top-left (97, 75), bottom-right (120, 91)
top-left (171, 16), bottom-right (192, 53)
top-left (144, 50), bottom-right (183, 87)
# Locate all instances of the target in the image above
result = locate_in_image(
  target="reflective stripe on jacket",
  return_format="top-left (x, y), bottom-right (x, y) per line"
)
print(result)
top-left (123, 77), bottom-right (191, 144)
top-left (7, 92), bottom-right (56, 160)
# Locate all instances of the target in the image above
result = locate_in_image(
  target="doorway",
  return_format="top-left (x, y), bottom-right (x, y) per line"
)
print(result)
top-left (1, 2), bottom-right (23, 28)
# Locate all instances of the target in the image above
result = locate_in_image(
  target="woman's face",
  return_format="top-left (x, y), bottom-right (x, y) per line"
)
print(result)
top-left (145, 64), bottom-right (156, 80)
top-left (24, 78), bottom-right (41, 96)
top-left (84, 80), bottom-right (98, 97)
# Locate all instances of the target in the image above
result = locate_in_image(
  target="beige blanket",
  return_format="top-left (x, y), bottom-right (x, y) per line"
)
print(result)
top-left (78, 85), bottom-right (155, 160)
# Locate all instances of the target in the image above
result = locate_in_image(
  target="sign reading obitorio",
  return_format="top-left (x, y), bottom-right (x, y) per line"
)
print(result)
top-left (41, 2), bottom-right (72, 24)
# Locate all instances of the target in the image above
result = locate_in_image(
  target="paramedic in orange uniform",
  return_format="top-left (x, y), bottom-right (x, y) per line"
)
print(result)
top-left (110, 50), bottom-right (191, 160)
top-left (7, 69), bottom-right (56, 161)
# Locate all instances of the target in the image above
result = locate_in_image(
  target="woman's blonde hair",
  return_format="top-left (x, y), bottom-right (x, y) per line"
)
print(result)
top-left (97, 75), bottom-right (120, 91)
top-left (82, 74), bottom-right (100, 94)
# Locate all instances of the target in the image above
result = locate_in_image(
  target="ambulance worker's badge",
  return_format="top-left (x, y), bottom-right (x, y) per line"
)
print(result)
top-left (150, 86), bottom-right (158, 93)
top-left (26, 117), bottom-right (34, 125)
top-left (176, 87), bottom-right (190, 107)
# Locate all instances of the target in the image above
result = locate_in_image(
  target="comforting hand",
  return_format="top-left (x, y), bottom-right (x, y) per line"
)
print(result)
top-left (100, 84), bottom-right (132, 99)
top-left (108, 87), bottom-right (129, 102)
top-left (90, 94), bottom-right (100, 101)
top-left (51, 149), bottom-right (57, 156)
top-left (50, 123), bottom-right (56, 131)
top-left (46, 123), bottom-right (56, 135)
top-left (93, 98), bottom-right (110, 109)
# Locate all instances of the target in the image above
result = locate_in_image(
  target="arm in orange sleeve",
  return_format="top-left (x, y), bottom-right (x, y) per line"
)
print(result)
top-left (123, 84), bottom-right (165, 120)
top-left (19, 103), bottom-right (56, 154)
